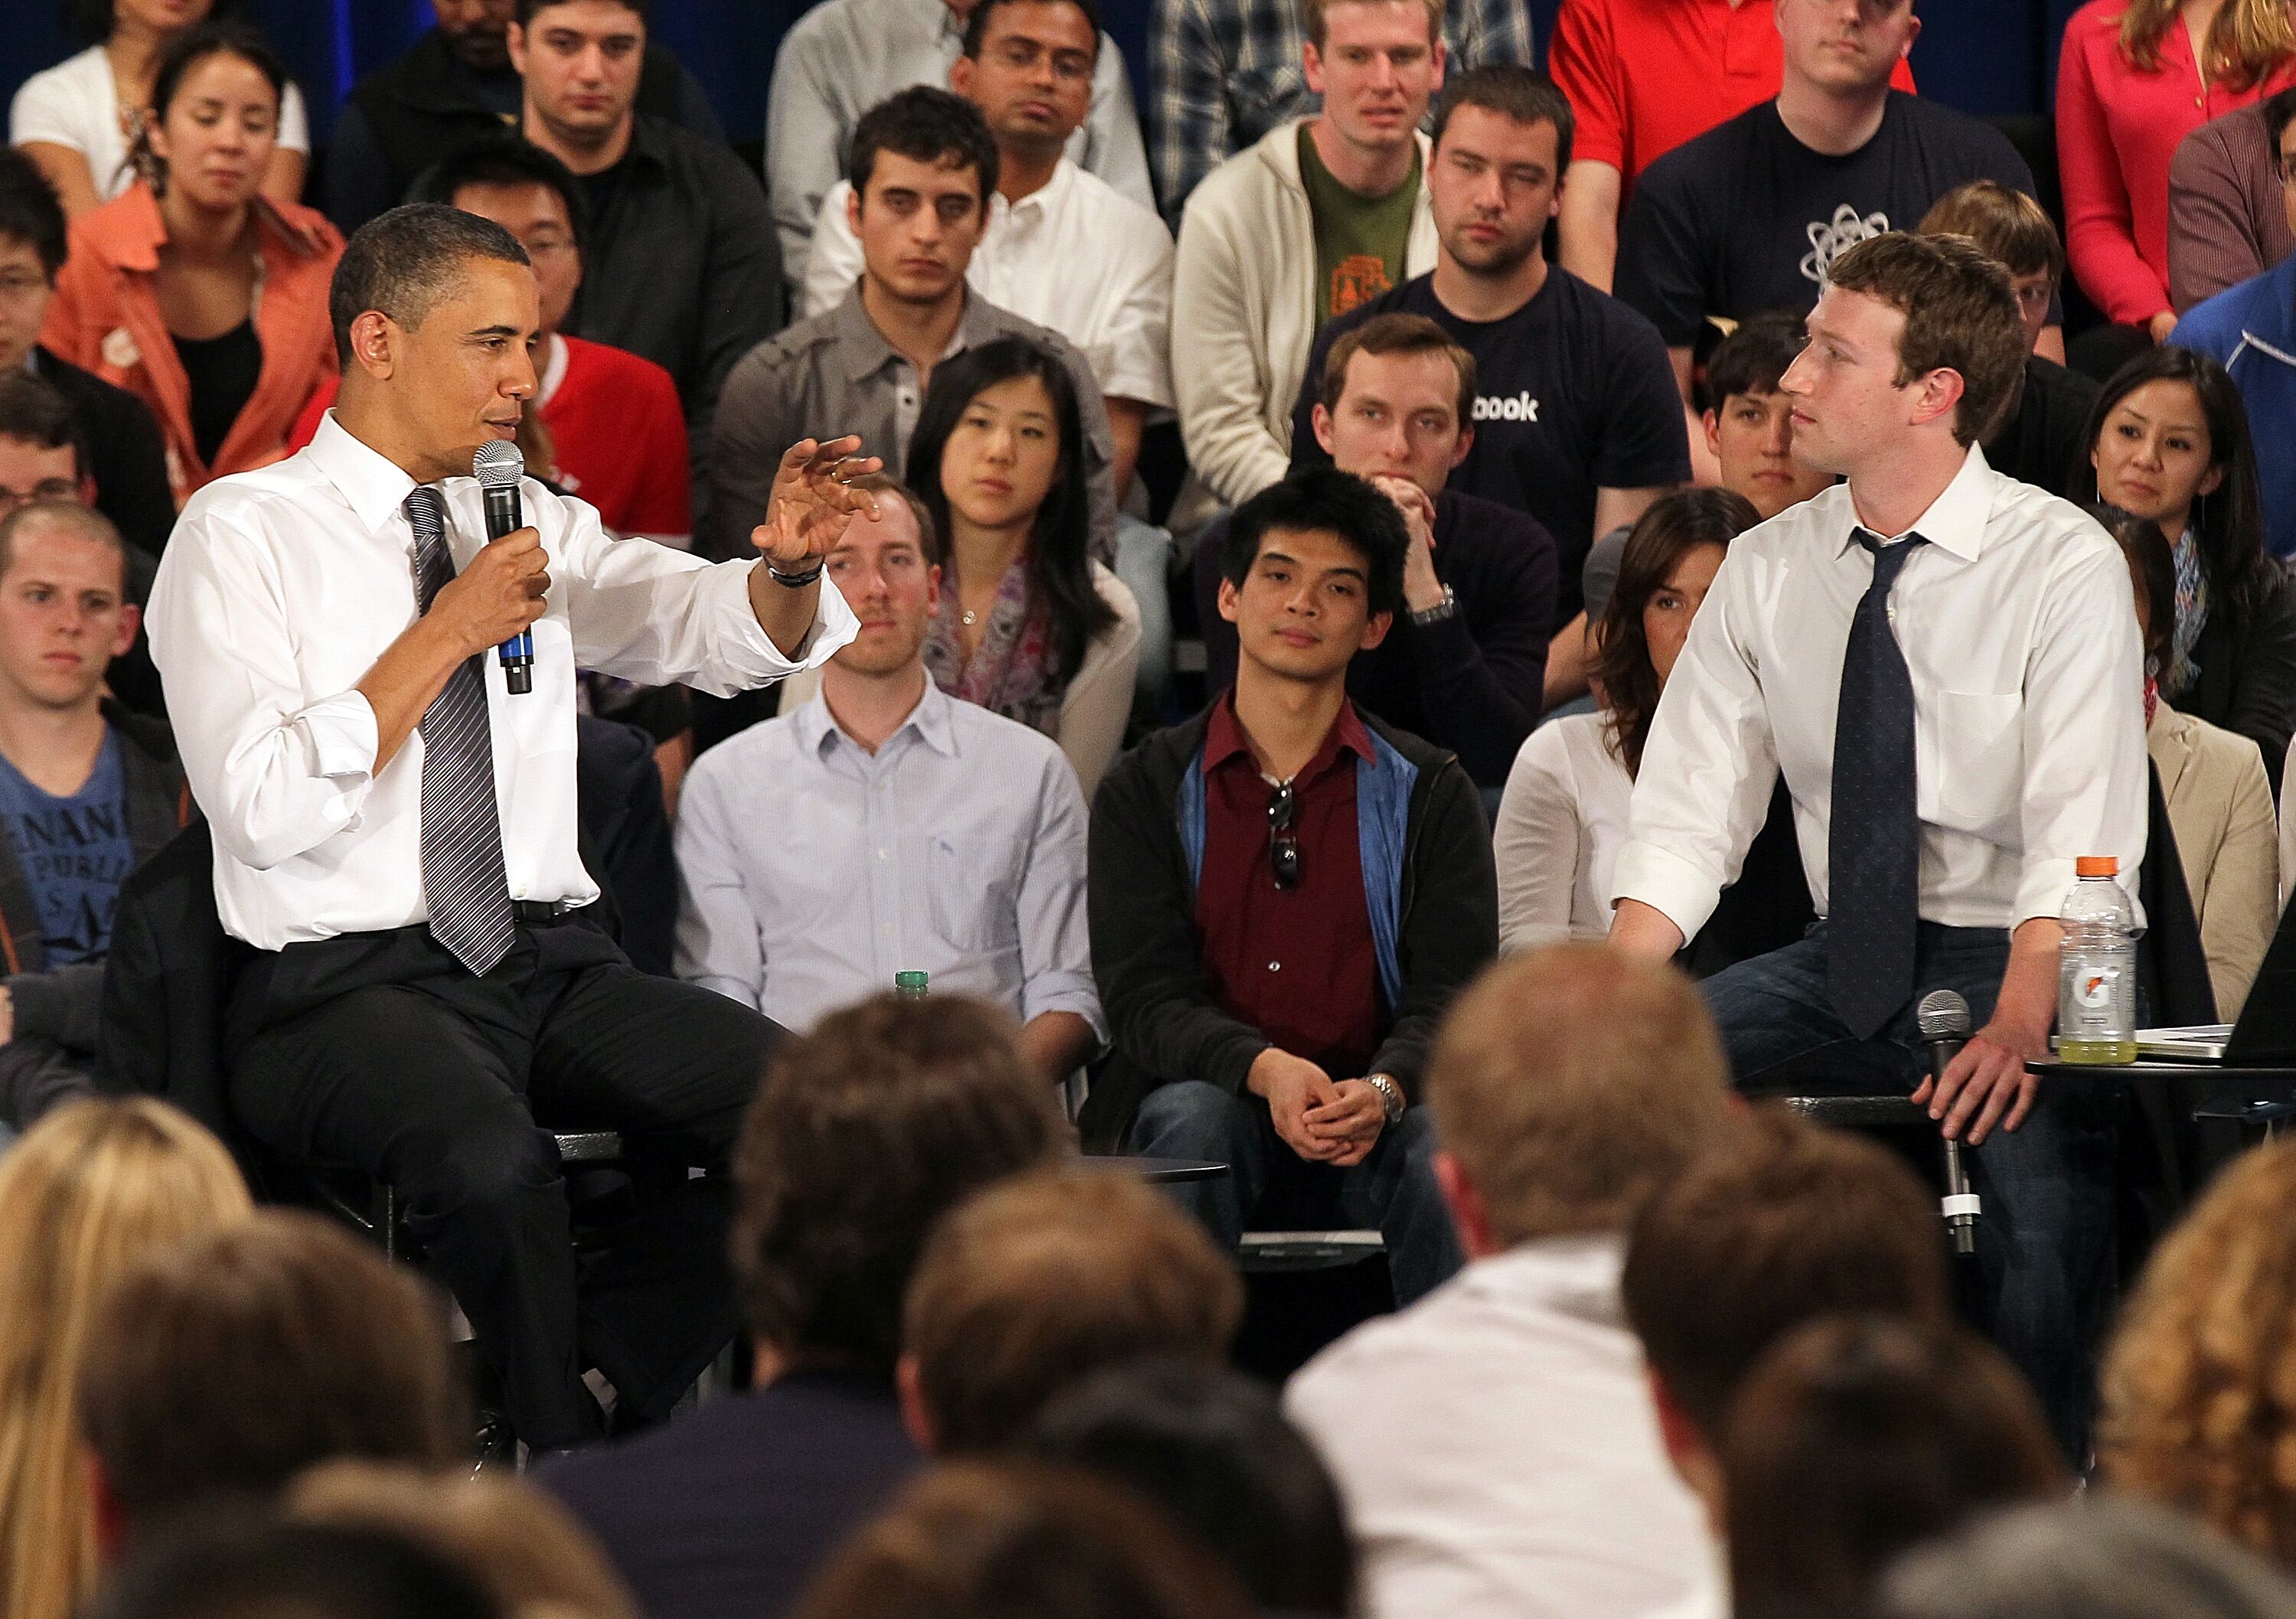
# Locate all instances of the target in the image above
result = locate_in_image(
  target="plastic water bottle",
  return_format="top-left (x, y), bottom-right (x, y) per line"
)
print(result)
top-left (2057, 857), bottom-right (2136, 1065)
top-left (894, 971), bottom-right (929, 1000)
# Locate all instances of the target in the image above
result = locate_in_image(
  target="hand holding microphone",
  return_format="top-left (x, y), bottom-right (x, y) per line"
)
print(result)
top-left (1916, 989), bottom-right (1982, 1257)
top-left (427, 445), bottom-right (547, 685)
top-left (475, 441), bottom-right (537, 694)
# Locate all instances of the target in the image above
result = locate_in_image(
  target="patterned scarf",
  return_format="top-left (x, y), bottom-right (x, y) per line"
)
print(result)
top-left (2164, 525), bottom-right (2209, 699)
top-left (921, 555), bottom-right (1063, 736)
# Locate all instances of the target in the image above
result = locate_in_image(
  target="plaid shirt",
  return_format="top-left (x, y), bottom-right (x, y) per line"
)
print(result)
top-left (1146, 0), bottom-right (1534, 228)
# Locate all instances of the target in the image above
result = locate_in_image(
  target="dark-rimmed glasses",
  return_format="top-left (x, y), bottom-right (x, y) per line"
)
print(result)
top-left (1267, 781), bottom-right (1300, 890)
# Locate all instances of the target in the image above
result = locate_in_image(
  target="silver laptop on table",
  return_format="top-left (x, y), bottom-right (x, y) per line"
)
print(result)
top-left (2132, 894), bottom-right (2296, 1062)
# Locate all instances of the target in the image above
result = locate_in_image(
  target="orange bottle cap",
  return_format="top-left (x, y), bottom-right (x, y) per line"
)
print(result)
top-left (2076, 856), bottom-right (2118, 878)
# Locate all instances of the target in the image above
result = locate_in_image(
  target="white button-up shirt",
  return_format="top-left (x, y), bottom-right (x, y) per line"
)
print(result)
top-left (800, 158), bottom-right (1176, 410)
top-left (1613, 444), bottom-right (2148, 941)
top-left (674, 680), bottom-right (1104, 1040)
top-left (148, 411), bottom-right (856, 952)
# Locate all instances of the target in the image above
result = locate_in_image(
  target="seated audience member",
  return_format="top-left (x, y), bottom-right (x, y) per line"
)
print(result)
top-left (1202, 313), bottom-right (1558, 791)
top-left (88, 1515), bottom-right (504, 1619)
top-left (2086, 345), bottom-right (2296, 783)
top-left (0, 1098), bottom-right (248, 1619)
top-left (2103, 506), bottom-right (2278, 1018)
top-left (1026, 1360), bottom-right (1358, 1617)
top-left (509, 0), bottom-right (781, 461)
top-left (2056, 0), bottom-right (2296, 351)
top-left (1622, 1108), bottom-right (1954, 1536)
top-left (541, 994), bottom-right (1063, 1619)
top-left (1169, 0), bottom-right (1443, 517)
top-left (1546, 0), bottom-right (1914, 292)
top-left (77, 1211), bottom-right (466, 1547)
top-left (899, 1168), bottom-right (1243, 1454)
top-left (0, 153), bottom-right (172, 562)
top-left (1720, 1315), bottom-right (2069, 1619)
top-left (9, 0), bottom-right (310, 219)
top-left (1919, 181), bottom-right (2102, 498)
top-left (1088, 470), bottom-right (1495, 1303)
top-left (676, 482), bottom-right (1104, 1076)
top-left (1287, 67), bottom-right (1689, 703)
top-left (324, 0), bottom-right (721, 235)
top-left (794, 1462), bottom-right (1256, 1619)
top-left (1287, 945), bottom-right (1736, 1619)
top-left (1495, 490), bottom-right (1753, 953)
top-left (290, 136), bottom-right (690, 548)
top-left (0, 504), bottom-right (186, 1130)
top-left (769, 0), bottom-right (1152, 293)
top-left (1146, 0), bottom-right (1529, 231)
top-left (714, 90), bottom-right (1115, 566)
top-left (38, 25), bottom-right (341, 501)
top-left (2169, 89), bottom-right (2296, 312)
top-left (2172, 109), bottom-right (2296, 563)
top-left (1616, 0), bottom-right (2050, 401)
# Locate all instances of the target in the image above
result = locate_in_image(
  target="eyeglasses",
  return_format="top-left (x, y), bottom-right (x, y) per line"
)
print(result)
top-left (0, 479), bottom-right (77, 513)
top-left (1267, 780), bottom-right (1300, 891)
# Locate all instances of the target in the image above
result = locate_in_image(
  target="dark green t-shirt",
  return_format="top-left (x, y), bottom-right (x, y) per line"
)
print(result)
top-left (1297, 126), bottom-right (1421, 327)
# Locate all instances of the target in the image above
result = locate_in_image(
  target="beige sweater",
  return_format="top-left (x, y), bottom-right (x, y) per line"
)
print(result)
top-left (2152, 701), bottom-right (2279, 1020)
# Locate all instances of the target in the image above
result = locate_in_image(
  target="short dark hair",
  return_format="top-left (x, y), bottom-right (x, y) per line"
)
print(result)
top-left (731, 994), bottom-right (1062, 1376)
top-left (1595, 488), bottom-right (1760, 777)
top-left (60, 0), bottom-right (256, 47)
top-left (514, 0), bottom-right (647, 22)
top-left (2091, 503), bottom-right (2178, 668)
top-left (140, 23), bottom-right (292, 198)
top-left (1318, 312), bottom-right (1476, 428)
top-left (2267, 86), bottom-right (2296, 173)
top-left (1430, 64), bottom-right (1576, 172)
top-left (0, 148), bottom-right (68, 282)
top-left (0, 370), bottom-right (86, 477)
top-left (331, 204), bottom-right (531, 367)
top-left (847, 86), bottom-right (1000, 204)
top-left (86, 1513), bottom-right (501, 1619)
top-left (961, 0), bottom-right (1104, 62)
top-left (409, 135), bottom-right (589, 251)
top-left (1820, 231), bottom-right (2029, 446)
top-left (1706, 310), bottom-right (1810, 406)
top-left (1220, 466), bottom-right (1411, 619)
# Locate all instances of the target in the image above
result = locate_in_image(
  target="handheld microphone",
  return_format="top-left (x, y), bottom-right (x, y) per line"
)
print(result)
top-left (1916, 988), bottom-right (1981, 1256)
top-left (472, 440), bottom-right (533, 695)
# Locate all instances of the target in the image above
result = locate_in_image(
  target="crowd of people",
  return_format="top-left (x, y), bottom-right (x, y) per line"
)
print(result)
top-left (8, 0), bottom-right (2296, 1611)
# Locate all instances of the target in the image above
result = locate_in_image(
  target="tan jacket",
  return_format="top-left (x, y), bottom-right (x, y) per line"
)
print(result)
top-left (2152, 702), bottom-right (2279, 1019)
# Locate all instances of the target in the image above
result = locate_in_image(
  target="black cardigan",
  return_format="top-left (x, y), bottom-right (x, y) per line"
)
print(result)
top-left (2186, 565), bottom-right (2296, 797)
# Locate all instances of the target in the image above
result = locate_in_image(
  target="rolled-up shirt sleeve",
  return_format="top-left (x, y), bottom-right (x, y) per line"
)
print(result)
top-left (1016, 746), bottom-right (1107, 1042)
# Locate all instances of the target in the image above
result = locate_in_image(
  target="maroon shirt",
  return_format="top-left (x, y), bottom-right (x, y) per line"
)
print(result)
top-left (1195, 693), bottom-right (1385, 1080)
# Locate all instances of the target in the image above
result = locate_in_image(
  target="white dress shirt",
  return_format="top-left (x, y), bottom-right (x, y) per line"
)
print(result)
top-left (674, 680), bottom-right (1104, 1040)
top-left (1613, 445), bottom-right (2148, 942)
top-left (148, 411), bottom-right (856, 952)
top-left (801, 158), bottom-right (1176, 411)
top-left (1496, 711), bottom-right (1636, 954)
top-left (1284, 1235), bottom-right (1720, 1619)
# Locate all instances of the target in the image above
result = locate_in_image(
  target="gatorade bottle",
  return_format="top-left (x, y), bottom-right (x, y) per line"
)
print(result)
top-left (894, 971), bottom-right (929, 1000)
top-left (2056, 857), bottom-right (2136, 1065)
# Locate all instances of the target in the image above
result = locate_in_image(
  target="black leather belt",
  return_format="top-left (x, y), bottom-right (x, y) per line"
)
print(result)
top-left (511, 899), bottom-right (576, 924)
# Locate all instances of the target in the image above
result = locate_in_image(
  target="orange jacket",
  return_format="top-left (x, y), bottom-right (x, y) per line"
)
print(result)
top-left (41, 181), bottom-right (341, 501)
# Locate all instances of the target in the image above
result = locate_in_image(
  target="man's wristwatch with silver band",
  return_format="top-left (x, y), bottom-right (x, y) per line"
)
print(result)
top-left (1408, 585), bottom-right (1459, 627)
top-left (1365, 1072), bottom-right (1406, 1123)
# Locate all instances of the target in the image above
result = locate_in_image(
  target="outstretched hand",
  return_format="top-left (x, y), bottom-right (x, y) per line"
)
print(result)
top-left (750, 436), bottom-right (883, 570)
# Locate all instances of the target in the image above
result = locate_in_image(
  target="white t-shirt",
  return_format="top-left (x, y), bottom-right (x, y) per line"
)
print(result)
top-left (9, 45), bottom-right (310, 204)
top-left (1495, 710), bottom-right (1636, 955)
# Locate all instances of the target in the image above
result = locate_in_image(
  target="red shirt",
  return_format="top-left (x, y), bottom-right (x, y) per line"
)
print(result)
top-left (1549, 0), bottom-right (1916, 189)
top-left (1195, 694), bottom-right (1384, 1082)
top-left (286, 335), bottom-right (691, 539)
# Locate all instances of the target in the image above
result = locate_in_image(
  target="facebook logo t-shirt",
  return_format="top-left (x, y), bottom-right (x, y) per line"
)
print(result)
top-left (0, 730), bottom-right (131, 966)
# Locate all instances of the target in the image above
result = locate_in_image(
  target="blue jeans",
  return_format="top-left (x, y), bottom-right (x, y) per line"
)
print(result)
top-left (1125, 1079), bottom-right (1465, 1306)
top-left (1114, 515), bottom-right (1175, 722)
top-left (1704, 923), bottom-right (2115, 1461)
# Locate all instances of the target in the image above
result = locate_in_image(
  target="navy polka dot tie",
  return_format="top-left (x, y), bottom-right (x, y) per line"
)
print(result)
top-left (1828, 528), bottom-right (1927, 1040)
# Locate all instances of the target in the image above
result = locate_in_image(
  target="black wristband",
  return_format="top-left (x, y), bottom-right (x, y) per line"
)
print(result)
top-left (765, 557), bottom-right (824, 588)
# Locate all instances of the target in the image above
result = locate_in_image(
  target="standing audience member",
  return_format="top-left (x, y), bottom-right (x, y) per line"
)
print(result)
top-left (768, 0), bottom-right (1153, 291)
top-left (675, 485), bottom-right (1104, 1081)
top-left (898, 1169), bottom-right (1243, 1454)
top-left (509, 0), bottom-right (781, 464)
top-left (2056, 0), bottom-right (2296, 348)
top-left (0, 1098), bottom-right (248, 1619)
top-left (1089, 470), bottom-right (1494, 1303)
top-left (9, 0), bottom-right (310, 219)
top-left (1720, 1315), bottom-right (2069, 1619)
top-left (1146, 0), bottom-right (1530, 230)
top-left (1495, 491), bottom-right (1754, 953)
top-left (543, 994), bottom-right (1064, 1619)
top-left (1205, 312), bottom-right (1558, 791)
top-left (1546, 0), bottom-right (1915, 292)
top-left (39, 25), bottom-right (341, 501)
top-left (1609, 233), bottom-right (2141, 1461)
top-left (1287, 945), bottom-right (1735, 1619)
top-left (1169, 0), bottom-right (1443, 515)
top-left (2168, 89), bottom-right (2296, 312)
top-left (87, 1516), bottom-right (505, 1619)
top-left (2086, 345), bottom-right (2296, 782)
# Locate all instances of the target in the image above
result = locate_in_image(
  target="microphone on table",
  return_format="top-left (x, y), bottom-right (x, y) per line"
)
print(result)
top-left (472, 440), bottom-right (533, 695)
top-left (1916, 988), bottom-right (1981, 1256)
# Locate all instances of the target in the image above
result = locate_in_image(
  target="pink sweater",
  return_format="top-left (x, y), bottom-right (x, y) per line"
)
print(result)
top-left (2055, 0), bottom-right (2296, 326)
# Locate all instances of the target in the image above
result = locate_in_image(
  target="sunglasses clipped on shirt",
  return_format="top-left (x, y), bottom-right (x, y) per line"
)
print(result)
top-left (1267, 779), bottom-right (1300, 891)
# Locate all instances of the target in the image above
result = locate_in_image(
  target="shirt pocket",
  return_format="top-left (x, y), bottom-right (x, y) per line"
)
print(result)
top-left (1916, 686), bottom-right (2025, 840)
top-left (927, 833), bottom-right (1024, 955)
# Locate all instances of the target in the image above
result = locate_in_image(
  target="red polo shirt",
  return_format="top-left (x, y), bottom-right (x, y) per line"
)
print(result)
top-left (1195, 693), bottom-right (1385, 1082)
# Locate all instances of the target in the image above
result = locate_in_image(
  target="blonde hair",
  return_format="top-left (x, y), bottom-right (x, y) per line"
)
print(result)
top-left (2098, 1138), bottom-right (2296, 1562)
top-left (2119, 0), bottom-right (2294, 90)
top-left (1303, 0), bottom-right (1445, 50)
top-left (0, 1099), bottom-right (250, 1619)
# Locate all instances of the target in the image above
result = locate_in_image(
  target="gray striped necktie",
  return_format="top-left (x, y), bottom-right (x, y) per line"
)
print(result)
top-left (405, 485), bottom-right (517, 975)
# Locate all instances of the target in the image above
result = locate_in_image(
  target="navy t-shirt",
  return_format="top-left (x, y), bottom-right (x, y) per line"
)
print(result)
top-left (0, 730), bottom-right (130, 967)
top-left (1288, 267), bottom-right (1691, 630)
top-left (1616, 93), bottom-right (2049, 348)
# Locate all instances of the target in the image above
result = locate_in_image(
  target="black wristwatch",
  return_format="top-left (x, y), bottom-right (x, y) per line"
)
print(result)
top-left (765, 557), bottom-right (824, 588)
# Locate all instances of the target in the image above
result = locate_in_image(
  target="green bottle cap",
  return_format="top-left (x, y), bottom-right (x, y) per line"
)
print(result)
top-left (894, 971), bottom-right (929, 994)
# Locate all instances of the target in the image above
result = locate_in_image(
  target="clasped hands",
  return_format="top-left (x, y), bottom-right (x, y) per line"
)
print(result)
top-left (1249, 1046), bottom-right (1389, 1167)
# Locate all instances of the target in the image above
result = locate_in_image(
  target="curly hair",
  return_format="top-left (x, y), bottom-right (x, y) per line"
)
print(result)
top-left (2097, 1137), bottom-right (2296, 1563)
